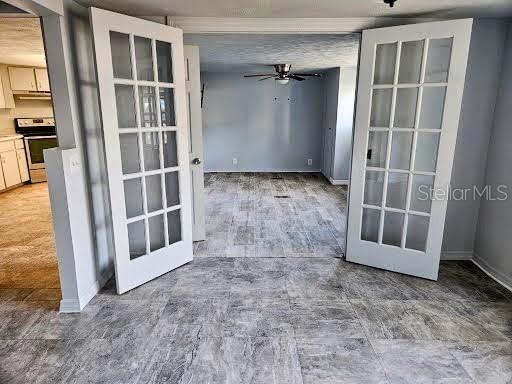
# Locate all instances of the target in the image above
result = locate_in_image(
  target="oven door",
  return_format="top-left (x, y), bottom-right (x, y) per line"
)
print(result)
top-left (24, 136), bottom-right (58, 169)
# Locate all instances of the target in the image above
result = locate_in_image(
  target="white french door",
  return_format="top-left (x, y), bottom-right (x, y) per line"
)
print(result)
top-left (184, 45), bottom-right (206, 241)
top-left (90, 8), bottom-right (193, 293)
top-left (346, 19), bottom-right (472, 280)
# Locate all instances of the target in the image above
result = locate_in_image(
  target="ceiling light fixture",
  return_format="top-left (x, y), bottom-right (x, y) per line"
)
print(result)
top-left (383, 0), bottom-right (397, 7)
top-left (276, 78), bottom-right (290, 85)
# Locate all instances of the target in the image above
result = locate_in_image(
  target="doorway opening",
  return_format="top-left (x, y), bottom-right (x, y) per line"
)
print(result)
top-left (0, 11), bottom-right (60, 301)
top-left (183, 33), bottom-right (360, 258)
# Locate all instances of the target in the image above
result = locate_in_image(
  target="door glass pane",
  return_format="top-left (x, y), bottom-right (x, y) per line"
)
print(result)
top-left (374, 43), bottom-right (397, 85)
top-left (149, 215), bottom-right (165, 252)
top-left (398, 40), bottom-right (424, 84)
top-left (165, 171), bottom-right (180, 207)
top-left (146, 174), bottom-right (163, 212)
top-left (139, 86), bottom-right (158, 127)
top-left (115, 85), bottom-right (137, 128)
top-left (367, 131), bottom-right (388, 168)
top-left (134, 36), bottom-right (154, 81)
top-left (415, 133), bottom-right (440, 172)
top-left (386, 172), bottom-right (409, 210)
top-left (382, 211), bottom-right (404, 247)
top-left (411, 175), bottom-right (434, 213)
top-left (389, 132), bottom-right (413, 170)
top-left (419, 87), bottom-right (446, 129)
top-left (142, 132), bottom-right (161, 171)
top-left (364, 170), bottom-right (384, 206)
top-left (128, 220), bottom-right (146, 259)
top-left (370, 88), bottom-right (393, 127)
top-left (124, 178), bottom-right (144, 218)
top-left (119, 133), bottom-right (140, 174)
top-left (406, 215), bottom-right (429, 251)
top-left (167, 209), bottom-right (182, 244)
top-left (160, 88), bottom-right (176, 127)
top-left (425, 38), bottom-right (453, 83)
top-left (156, 40), bottom-right (173, 83)
top-left (361, 208), bottom-right (381, 243)
top-left (163, 131), bottom-right (178, 168)
top-left (110, 31), bottom-right (132, 79)
top-left (394, 88), bottom-right (418, 128)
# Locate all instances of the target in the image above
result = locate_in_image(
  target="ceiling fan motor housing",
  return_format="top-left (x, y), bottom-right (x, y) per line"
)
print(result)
top-left (384, 0), bottom-right (397, 7)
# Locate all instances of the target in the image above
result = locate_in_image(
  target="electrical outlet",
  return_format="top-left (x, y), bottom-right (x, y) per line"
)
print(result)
top-left (307, 159), bottom-right (313, 166)
top-left (233, 158), bottom-right (238, 165)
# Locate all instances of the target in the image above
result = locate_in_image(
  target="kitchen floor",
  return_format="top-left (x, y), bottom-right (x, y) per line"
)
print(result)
top-left (0, 182), bottom-right (60, 293)
top-left (1, 173), bottom-right (511, 383)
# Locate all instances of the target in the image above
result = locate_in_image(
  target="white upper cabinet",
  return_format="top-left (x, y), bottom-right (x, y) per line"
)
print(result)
top-left (35, 68), bottom-right (50, 92)
top-left (8, 67), bottom-right (37, 91)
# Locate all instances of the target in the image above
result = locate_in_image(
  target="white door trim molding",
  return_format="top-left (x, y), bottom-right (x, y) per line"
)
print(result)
top-left (329, 178), bottom-right (350, 186)
top-left (168, 17), bottom-right (442, 34)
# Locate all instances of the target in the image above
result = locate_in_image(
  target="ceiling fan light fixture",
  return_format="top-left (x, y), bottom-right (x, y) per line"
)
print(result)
top-left (276, 78), bottom-right (290, 85)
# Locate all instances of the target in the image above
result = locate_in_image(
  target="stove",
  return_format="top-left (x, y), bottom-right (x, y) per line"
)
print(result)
top-left (15, 118), bottom-right (58, 183)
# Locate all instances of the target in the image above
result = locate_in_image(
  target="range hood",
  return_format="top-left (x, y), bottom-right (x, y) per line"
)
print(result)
top-left (12, 90), bottom-right (51, 100)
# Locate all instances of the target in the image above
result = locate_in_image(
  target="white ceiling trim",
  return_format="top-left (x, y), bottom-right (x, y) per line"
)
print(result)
top-left (168, 16), bottom-right (442, 34)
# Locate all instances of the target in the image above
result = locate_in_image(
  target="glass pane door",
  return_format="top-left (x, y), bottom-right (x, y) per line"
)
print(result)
top-left (111, 31), bottom-right (182, 260)
top-left (346, 19), bottom-right (472, 280)
top-left (363, 37), bottom-right (451, 252)
top-left (91, 7), bottom-right (192, 293)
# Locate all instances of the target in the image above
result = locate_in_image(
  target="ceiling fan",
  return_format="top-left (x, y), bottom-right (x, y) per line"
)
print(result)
top-left (244, 64), bottom-right (321, 85)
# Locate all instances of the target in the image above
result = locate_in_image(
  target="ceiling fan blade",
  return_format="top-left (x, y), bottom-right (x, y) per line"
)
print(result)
top-left (293, 73), bottom-right (321, 77)
top-left (289, 75), bottom-right (305, 81)
top-left (244, 74), bottom-right (275, 78)
top-left (258, 76), bottom-right (275, 81)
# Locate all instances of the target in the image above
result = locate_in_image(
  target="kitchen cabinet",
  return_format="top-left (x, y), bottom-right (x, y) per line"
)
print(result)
top-left (35, 68), bottom-right (50, 92)
top-left (16, 149), bottom-right (29, 182)
top-left (1, 151), bottom-right (22, 187)
top-left (0, 136), bottom-right (29, 191)
top-left (8, 67), bottom-right (37, 92)
top-left (0, 74), bottom-right (6, 108)
top-left (0, 162), bottom-right (5, 190)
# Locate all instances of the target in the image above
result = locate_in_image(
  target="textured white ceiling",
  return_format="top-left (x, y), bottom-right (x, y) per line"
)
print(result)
top-left (184, 34), bottom-right (360, 73)
top-left (76, 0), bottom-right (512, 17)
top-left (0, 17), bottom-right (46, 67)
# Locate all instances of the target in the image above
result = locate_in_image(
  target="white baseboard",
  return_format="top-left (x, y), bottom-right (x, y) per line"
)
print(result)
top-left (328, 177), bottom-right (350, 186)
top-left (204, 169), bottom-right (321, 173)
top-left (472, 252), bottom-right (512, 293)
top-left (440, 251), bottom-right (474, 260)
top-left (59, 268), bottom-right (114, 313)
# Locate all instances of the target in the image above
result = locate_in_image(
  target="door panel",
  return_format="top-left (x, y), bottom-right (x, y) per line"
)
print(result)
top-left (90, 7), bottom-right (193, 293)
top-left (1, 151), bottom-right (21, 187)
top-left (184, 46), bottom-right (206, 241)
top-left (346, 19), bottom-right (472, 280)
top-left (16, 149), bottom-right (29, 182)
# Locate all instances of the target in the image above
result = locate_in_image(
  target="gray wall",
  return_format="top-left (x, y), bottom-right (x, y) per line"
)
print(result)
top-left (441, 19), bottom-right (509, 257)
top-left (474, 21), bottom-right (512, 286)
top-left (321, 68), bottom-right (340, 179)
top-left (43, 0), bottom-right (113, 311)
top-left (201, 72), bottom-right (325, 172)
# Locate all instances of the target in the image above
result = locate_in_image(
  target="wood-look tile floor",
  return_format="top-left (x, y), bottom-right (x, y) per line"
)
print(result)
top-left (1, 173), bottom-right (512, 384)
top-left (0, 183), bottom-right (60, 296)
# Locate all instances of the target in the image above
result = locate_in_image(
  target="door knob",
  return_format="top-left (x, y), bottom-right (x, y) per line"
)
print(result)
top-left (192, 157), bottom-right (201, 165)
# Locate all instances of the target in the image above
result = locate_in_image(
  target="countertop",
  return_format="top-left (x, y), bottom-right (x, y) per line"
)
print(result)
top-left (0, 134), bottom-right (23, 142)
